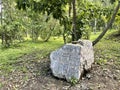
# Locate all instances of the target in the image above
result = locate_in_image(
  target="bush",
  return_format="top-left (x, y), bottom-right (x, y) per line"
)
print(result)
top-left (82, 25), bottom-right (91, 40)
top-left (70, 76), bottom-right (78, 85)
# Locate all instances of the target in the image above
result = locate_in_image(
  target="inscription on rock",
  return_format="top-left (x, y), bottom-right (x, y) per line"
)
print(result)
top-left (50, 40), bottom-right (94, 82)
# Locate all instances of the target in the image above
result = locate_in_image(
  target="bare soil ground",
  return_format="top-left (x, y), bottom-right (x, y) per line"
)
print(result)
top-left (0, 50), bottom-right (120, 90)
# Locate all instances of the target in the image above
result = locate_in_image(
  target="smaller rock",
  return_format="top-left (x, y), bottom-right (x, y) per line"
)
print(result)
top-left (86, 74), bottom-right (91, 79)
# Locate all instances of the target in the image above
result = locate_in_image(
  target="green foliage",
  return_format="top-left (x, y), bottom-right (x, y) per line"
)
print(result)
top-left (110, 0), bottom-right (116, 4)
top-left (70, 76), bottom-right (78, 85)
top-left (0, 0), bottom-right (117, 47)
top-left (78, 0), bottom-right (113, 32)
top-left (15, 0), bottom-right (115, 43)
top-left (40, 17), bottom-right (62, 42)
top-left (114, 10), bottom-right (120, 34)
top-left (0, 0), bottom-right (28, 47)
top-left (0, 0), bottom-right (64, 46)
top-left (76, 1), bottom-right (113, 40)
top-left (82, 25), bottom-right (91, 40)
top-left (0, 21), bottom-right (25, 47)
top-left (16, 0), bottom-right (67, 19)
top-left (96, 58), bottom-right (107, 65)
top-left (0, 83), bottom-right (3, 88)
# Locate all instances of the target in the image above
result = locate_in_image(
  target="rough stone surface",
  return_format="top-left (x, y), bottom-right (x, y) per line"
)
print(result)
top-left (50, 40), bottom-right (94, 81)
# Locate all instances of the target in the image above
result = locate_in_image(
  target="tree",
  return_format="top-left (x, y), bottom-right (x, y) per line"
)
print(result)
top-left (16, 0), bottom-right (118, 45)
top-left (72, 0), bottom-right (77, 41)
top-left (0, 0), bottom-right (27, 47)
top-left (16, 0), bottom-right (81, 42)
top-left (92, 1), bottom-right (120, 46)
top-left (114, 9), bottom-right (120, 34)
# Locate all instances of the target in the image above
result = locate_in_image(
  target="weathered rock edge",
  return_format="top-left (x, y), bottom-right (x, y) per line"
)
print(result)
top-left (50, 40), bottom-right (94, 82)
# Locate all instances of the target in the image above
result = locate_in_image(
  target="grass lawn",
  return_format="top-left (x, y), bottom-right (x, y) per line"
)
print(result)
top-left (90, 30), bottom-right (117, 41)
top-left (90, 30), bottom-right (120, 64)
top-left (0, 37), bottom-right (64, 75)
top-left (94, 38), bottom-right (120, 64)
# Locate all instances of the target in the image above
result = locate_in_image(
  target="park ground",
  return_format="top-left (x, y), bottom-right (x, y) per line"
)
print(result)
top-left (0, 30), bottom-right (120, 90)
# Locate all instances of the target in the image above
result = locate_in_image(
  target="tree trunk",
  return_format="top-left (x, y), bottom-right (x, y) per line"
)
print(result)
top-left (72, 0), bottom-right (77, 41)
top-left (94, 18), bottom-right (97, 34)
top-left (63, 23), bottom-right (67, 44)
top-left (92, 2), bottom-right (120, 46)
top-left (1, 0), bottom-right (4, 44)
top-left (44, 27), bottom-right (54, 42)
top-left (69, 0), bottom-right (72, 17)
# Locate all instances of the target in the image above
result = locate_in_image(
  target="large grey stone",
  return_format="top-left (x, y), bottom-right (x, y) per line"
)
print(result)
top-left (50, 40), bottom-right (94, 82)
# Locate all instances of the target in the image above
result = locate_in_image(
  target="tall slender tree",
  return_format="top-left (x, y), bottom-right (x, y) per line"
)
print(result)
top-left (72, 0), bottom-right (77, 41)
top-left (93, 1), bottom-right (120, 46)
top-left (0, 0), bottom-right (3, 44)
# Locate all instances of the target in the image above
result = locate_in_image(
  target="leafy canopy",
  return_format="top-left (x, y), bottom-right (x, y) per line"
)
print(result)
top-left (16, 0), bottom-right (69, 19)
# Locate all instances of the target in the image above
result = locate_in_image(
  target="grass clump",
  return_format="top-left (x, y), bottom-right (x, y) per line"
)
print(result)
top-left (70, 77), bottom-right (78, 86)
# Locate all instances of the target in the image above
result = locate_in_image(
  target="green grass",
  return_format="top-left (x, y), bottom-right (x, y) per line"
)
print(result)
top-left (94, 40), bottom-right (120, 63)
top-left (92, 30), bottom-right (120, 65)
top-left (0, 30), bottom-right (120, 75)
top-left (90, 32), bottom-right (102, 41)
top-left (0, 37), bottom-right (64, 74)
top-left (90, 30), bottom-right (117, 41)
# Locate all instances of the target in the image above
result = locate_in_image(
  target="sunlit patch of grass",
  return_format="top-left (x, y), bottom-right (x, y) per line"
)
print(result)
top-left (90, 30), bottom-right (116, 41)
top-left (89, 30), bottom-right (120, 66)
top-left (90, 32), bottom-right (101, 41)
top-left (94, 33), bottom-right (120, 66)
top-left (96, 58), bottom-right (107, 65)
top-left (0, 37), bottom-right (64, 74)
